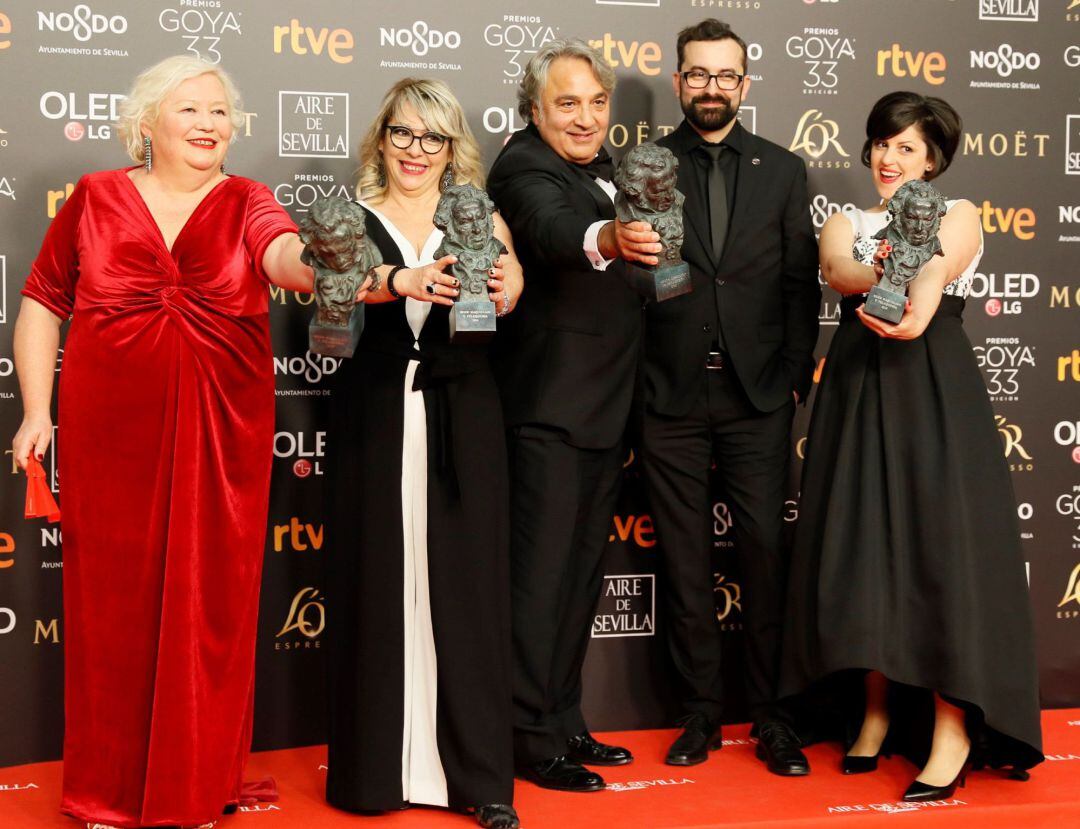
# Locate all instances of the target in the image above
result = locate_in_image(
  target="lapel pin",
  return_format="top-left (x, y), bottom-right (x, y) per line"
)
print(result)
top-left (751, 157), bottom-right (761, 166)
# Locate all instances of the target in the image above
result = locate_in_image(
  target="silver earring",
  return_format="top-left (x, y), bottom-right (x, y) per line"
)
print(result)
top-left (143, 136), bottom-right (152, 173)
top-left (440, 163), bottom-right (454, 192)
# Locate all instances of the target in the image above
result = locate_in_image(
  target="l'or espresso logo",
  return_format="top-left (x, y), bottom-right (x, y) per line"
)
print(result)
top-left (1058, 563), bottom-right (1080, 619)
top-left (588, 33), bottom-right (662, 76)
top-left (1069, 0), bottom-right (1080, 23)
top-left (276, 586), bottom-right (323, 649)
top-left (788, 109), bottom-right (851, 169)
top-left (1057, 486), bottom-right (1080, 550)
top-left (971, 271), bottom-right (1039, 317)
top-left (786, 28), bottom-right (855, 94)
top-left (278, 92), bottom-right (348, 158)
top-left (977, 202), bottom-right (1036, 240)
top-left (996, 415), bottom-right (1034, 472)
top-left (40, 90), bottom-right (124, 142)
top-left (714, 573), bottom-right (742, 631)
top-left (273, 18), bottom-right (353, 63)
top-left (975, 337), bottom-right (1034, 402)
top-left (159, 5), bottom-right (242, 66)
top-left (1066, 115), bottom-right (1080, 175)
top-left (592, 574), bottom-right (655, 637)
top-left (484, 16), bottom-right (558, 85)
top-left (876, 43), bottom-right (946, 85)
top-left (963, 130), bottom-right (1049, 158)
top-left (979, 0), bottom-right (1039, 22)
top-left (273, 173), bottom-right (351, 214)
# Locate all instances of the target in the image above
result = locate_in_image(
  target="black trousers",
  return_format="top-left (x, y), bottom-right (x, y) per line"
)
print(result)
top-left (507, 427), bottom-right (624, 763)
top-left (640, 365), bottom-right (795, 727)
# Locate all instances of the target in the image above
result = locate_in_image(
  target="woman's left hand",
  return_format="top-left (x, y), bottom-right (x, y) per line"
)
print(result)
top-left (854, 300), bottom-right (931, 340)
top-left (487, 256), bottom-right (516, 317)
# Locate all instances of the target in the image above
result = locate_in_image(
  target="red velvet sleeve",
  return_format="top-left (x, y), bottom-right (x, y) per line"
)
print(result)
top-left (243, 180), bottom-right (297, 282)
top-left (21, 175), bottom-right (89, 319)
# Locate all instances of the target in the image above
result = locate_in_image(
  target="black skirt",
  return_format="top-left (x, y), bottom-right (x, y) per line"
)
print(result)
top-left (779, 294), bottom-right (1043, 772)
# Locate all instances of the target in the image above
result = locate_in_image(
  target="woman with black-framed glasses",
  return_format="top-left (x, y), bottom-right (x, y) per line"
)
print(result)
top-left (323, 78), bottom-right (524, 829)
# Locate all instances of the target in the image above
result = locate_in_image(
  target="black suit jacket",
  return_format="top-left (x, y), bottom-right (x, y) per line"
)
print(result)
top-left (488, 124), bottom-right (643, 450)
top-left (645, 120), bottom-right (820, 416)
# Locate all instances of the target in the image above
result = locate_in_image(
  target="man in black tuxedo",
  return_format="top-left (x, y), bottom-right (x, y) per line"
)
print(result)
top-left (642, 19), bottom-right (820, 774)
top-left (487, 39), bottom-right (663, 792)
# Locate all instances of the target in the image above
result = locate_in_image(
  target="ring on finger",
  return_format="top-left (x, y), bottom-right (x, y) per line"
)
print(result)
top-left (424, 282), bottom-right (436, 295)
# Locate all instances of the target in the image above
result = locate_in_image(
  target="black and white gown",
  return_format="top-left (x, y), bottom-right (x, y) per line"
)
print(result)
top-left (779, 203), bottom-right (1043, 772)
top-left (324, 206), bottom-right (514, 812)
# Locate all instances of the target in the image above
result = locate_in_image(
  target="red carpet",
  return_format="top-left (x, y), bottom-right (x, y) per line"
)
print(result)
top-left (2, 710), bottom-right (1078, 828)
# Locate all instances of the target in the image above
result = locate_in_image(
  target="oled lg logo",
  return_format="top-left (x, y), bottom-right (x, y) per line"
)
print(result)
top-left (1055, 421), bottom-right (1080, 464)
top-left (37, 5), bottom-right (127, 42)
top-left (379, 21), bottom-right (461, 57)
top-left (159, 5), bottom-right (242, 65)
top-left (979, 0), bottom-right (1039, 22)
top-left (971, 272), bottom-right (1040, 316)
top-left (274, 431), bottom-right (325, 478)
top-left (39, 91), bottom-right (124, 141)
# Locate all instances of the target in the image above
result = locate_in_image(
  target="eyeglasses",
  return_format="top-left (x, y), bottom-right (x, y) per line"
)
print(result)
top-left (385, 124), bottom-right (449, 154)
top-left (680, 70), bottom-right (745, 91)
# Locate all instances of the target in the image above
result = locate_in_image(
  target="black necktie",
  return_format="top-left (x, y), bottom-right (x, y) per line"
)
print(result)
top-left (579, 148), bottom-right (615, 182)
top-left (701, 144), bottom-right (728, 261)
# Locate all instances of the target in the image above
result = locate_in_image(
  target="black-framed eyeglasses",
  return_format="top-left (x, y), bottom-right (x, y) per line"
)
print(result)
top-left (385, 124), bottom-right (449, 154)
top-left (680, 70), bottom-right (745, 91)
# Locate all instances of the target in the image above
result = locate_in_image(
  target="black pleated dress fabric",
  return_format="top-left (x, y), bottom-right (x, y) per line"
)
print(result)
top-left (779, 291), bottom-right (1044, 772)
top-left (324, 213), bottom-right (514, 812)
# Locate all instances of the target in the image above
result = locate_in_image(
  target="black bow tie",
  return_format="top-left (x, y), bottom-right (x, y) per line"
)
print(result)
top-left (577, 149), bottom-right (614, 182)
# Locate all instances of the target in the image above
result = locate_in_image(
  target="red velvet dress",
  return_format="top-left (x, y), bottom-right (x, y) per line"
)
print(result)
top-left (21, 169), bottom-right (297, 828)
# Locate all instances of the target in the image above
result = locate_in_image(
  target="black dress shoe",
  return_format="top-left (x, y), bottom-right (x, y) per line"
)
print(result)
top-left (755, 721), bottom-right (810, 776)
top-left (666, 713), bottom-right (722, 766)
top-left (517, 756), bottom-right (605, 792)
top-left (902, 761), bottom-right (970, 802)
top-left (566, 731), bottom-right (633, 766)
top-left (475, 803), bottom-right (520, 829)
top-left (841, 754), bottom-right (879, 774)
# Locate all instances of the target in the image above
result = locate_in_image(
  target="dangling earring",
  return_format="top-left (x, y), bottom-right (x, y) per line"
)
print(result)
top-left (376, 159), bottom-right (387, 188)
top-left (440, 163), bottom-right (454, 192)
top-left (220, 161), bottom-right (226, 174)
top-left (143, 136), bottom-right (152, 174)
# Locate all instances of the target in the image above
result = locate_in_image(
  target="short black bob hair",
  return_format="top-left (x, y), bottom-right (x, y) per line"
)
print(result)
top-left (861, 91), bottom-right (962, 181)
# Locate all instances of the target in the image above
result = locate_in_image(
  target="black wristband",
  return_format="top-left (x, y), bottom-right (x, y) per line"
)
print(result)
top-left (386, 264), bottom-right (407, 298)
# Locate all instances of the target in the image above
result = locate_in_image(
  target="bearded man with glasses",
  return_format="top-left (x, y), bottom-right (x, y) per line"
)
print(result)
top-left (638, 18), bottom-right (820, 775)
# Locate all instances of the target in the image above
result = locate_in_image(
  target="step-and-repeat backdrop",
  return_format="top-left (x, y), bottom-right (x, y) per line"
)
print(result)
top-left (0, 0), bottom-right (1077, 767)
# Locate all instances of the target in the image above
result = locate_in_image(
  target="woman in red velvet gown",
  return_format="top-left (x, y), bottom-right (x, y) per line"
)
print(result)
top-left (12, 56), bottom-right (324, 829)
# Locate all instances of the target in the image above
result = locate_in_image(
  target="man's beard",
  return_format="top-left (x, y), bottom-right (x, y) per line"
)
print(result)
top-left (682, 93), bottom-right (738, 132)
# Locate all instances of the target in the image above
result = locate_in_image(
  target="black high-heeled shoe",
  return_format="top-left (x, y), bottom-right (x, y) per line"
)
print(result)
top-left (841, 752), bottom-right (880, 775)
top-left (902, 762), bottom-right (970, 802)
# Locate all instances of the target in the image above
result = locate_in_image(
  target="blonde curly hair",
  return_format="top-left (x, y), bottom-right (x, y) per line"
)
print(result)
top-left (116, 55), bottom-right (246, 163)
top-left (356, 78), bottom-right (484, 201)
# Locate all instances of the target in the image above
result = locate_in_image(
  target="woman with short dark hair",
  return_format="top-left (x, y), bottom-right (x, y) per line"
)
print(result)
top-left (779, 91), bottom-right (1043, 800)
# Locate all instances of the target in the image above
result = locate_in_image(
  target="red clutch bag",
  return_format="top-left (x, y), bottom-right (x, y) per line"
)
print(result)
top-left (25, 456), bottom-right (60, 523)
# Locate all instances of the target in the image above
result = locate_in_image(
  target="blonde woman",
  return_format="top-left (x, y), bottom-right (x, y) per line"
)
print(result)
top-left (12, 55), bottom-right (319, 828)
top-left (323, 79), bottom-right (523, 829)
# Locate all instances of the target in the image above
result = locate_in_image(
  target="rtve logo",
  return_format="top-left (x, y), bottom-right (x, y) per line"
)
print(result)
top-left (587, 34), bottom-right (662, 76)
top-left (977, 201), bottom-right (1036, 239)
top-left (273, 518), bottom-right (324, 552)
top-left (875, 43), bottom-right (946, 85)
top-left (46, 182), bottom-right (76, 218)
top-left (273, 18), bottom-right (353, 64)
top-left (0, 532), bottom-right (14, 569)
top-left (0, 11), bottom-right (11, 50)
top-left (1059, 350), bottom-right (1080, 382)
